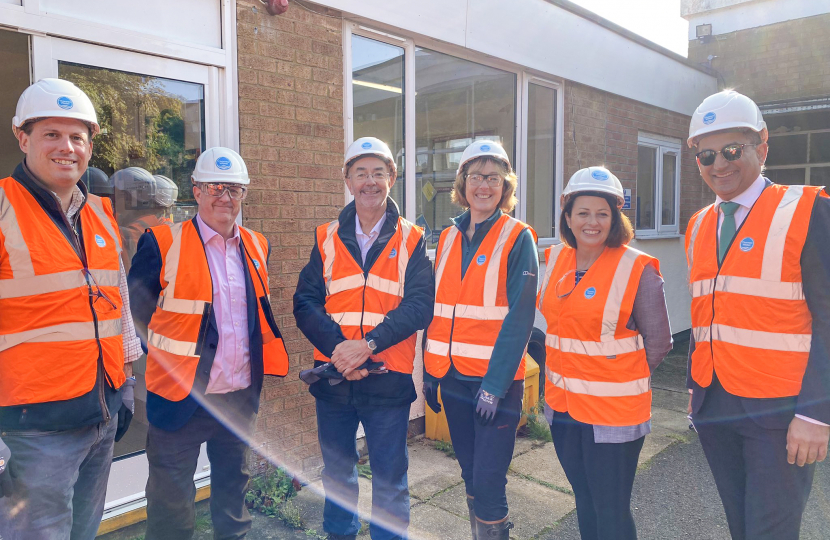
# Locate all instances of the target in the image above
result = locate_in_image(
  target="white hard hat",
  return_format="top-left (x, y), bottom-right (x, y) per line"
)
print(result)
top-left (192, 147), bottom-right (249, 185)
top-left (344, 137), bottom-right (396, 175)
top-left (562, 166), bottom-right (625, 208)
top-left (113, 167), bottom-right (157, 209)
top-left (688, 90), bottom-right (767, 148)
top-left (152, 175), bottom-right (179, 208)
top-left (457, 139), bottom-right (511, 175)
top-left (12, 78), bottom-right (100, 137)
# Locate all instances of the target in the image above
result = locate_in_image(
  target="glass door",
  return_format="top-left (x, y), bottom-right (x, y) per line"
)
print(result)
top-left (34, 36), bottom-right (218, 518)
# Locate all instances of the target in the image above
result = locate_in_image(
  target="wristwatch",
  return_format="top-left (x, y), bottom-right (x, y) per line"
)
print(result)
top-left (366, 338), bottom-right (378, 352)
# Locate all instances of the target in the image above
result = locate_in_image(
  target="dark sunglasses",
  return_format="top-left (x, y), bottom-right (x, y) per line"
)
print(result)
top-left (695, 143), bottom-right (758, 167)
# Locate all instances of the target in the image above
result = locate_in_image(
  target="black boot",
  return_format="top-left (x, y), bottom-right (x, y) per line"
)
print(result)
top-left (475, 517), bottom-right (514, 539)
top-left (466, 496), bottom-right (477, 540)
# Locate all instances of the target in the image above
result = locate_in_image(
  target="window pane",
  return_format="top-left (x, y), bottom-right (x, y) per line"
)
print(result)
top-left (60, 62), bottom-right (206, 459)
top-left (766, 168), bottom-right (806, 185)
top-left (525, 84), bottom-right (557, 238)
top-left (809, 132), bottom-right (830, 163)
top-left (351, 35), bottom-right (405, 208)
top-left (810, 166), bottom-right (830, 186)
top-left (661, 153), bottom-right (677, 227)
top-left (0, 30), bottom-right (30, 175)
top-left (636, 146), bottom-right (656, 230)
top-left (415, 48), bottom-right (516, 245)
top-left (767, 134), bottom-right (808, 165)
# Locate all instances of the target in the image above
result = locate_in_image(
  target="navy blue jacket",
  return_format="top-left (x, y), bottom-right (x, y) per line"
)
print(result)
top-left (128, 219), bottom-right (269, 432)
top-left (689, 182), bottom-right (830, 427)
top-left (293, 199), bottom-right (434, 408)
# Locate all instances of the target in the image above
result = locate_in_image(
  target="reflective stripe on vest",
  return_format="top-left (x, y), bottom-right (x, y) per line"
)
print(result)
top-left (314, 215), bottom-right (423, 374)
top-left (685, 183), bottom-right (821, 398)
top-left (0, 179), bottom-right (125, 406)
top-left (424, 215), bottom-right (532, 380)
top-left (537, 243), bottom-right (654, 426)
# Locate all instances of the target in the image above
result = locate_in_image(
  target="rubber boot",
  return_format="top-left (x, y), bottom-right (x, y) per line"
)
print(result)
top-left (475, 516), bottom-right (514, 539)
top-left (466, 496), bottom-right (477, 540)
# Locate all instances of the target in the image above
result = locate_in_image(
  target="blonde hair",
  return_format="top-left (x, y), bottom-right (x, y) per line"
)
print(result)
top-left (451, 157), bottom-right (518, 213)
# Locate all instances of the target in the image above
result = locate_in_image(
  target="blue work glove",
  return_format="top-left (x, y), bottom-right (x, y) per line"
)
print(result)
top-left (475, 388), bottom-right (500, 426)
top-left (423, 380), bottom-right (442, 414)
top-left (0, 436), bottom-right (17, 498)
top-left (115, 377), bottom-right (136, 443)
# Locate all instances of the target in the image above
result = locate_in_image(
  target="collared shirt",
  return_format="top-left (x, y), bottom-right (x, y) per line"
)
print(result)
top-left (59, 185), bottom-right (143, 365)
top-left (355, 211), bottom-right (386, 264)
top-left (196, 214), bottom-right (251, 394)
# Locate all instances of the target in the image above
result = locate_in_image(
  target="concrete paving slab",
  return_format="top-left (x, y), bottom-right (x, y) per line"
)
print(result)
top-left (652, 387), bottom-right (691, 413)
top-left (650, 407), bottom-right (692, 433)
top-left (509, 442), bottom-right (572, 494)
top-left (513, 436), bottom-right (537, 457)
top-left (638, 431), bottom-right (677, 468)
top-left (428, 475), bottom-right (575, 539)
top-left (409, 501), bottom-right (475, 540)
top-left (407, 440), bottom-right (464, 501)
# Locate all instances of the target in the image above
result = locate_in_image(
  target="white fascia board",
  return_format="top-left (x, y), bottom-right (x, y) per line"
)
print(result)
top-left (685, 0), bottom-right (830, 39)
top-left (315, 0), bottom-right (716, 115)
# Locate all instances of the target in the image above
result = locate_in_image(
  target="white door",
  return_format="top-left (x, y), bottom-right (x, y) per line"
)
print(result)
top-left (35, 36), bottom-right (219, 518)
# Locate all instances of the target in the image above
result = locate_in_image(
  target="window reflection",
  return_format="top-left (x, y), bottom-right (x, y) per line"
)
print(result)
top-left (526, 84), bottom-right (557, 239)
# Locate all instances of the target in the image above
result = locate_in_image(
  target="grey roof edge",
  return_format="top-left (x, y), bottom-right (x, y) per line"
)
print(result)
top-left (543, 0), bottom-right (715, 76)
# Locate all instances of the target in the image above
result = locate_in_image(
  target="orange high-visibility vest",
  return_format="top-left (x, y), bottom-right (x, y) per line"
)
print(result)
top-left (685, 184), bottom-right (825, 398)
top-left (314, 216), bottom-right (423, 374)
top-left (424, 215), bottom-right (534, 380)
top-left (537, 244), bottom-right (656, 426)
top-left (0, 177), bottom-right (125, 406)
top-left (146, 220), bottom-right (289, 402)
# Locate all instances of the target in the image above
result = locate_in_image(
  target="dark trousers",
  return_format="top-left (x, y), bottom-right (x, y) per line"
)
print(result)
top-left (693, 378), bottom-right (815, 540)
top-left (316, 398), bottom-right (411, 540)
top-left (440, 376), bottom-right (524, 522)
top-left (145, 391), bottom-right (256, 540)
top-left (549, 412), bottom-right (644, 540)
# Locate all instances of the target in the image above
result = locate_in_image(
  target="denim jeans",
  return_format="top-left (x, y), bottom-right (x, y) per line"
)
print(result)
top-left (315, 398), bottom-right (410, 540)
top-left (0, 415), bottom-right (118, 540)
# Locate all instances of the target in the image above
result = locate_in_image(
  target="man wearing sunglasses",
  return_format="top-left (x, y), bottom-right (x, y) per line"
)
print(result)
top-left (0, 79), bottom-right (143, 539)
top-left (128, 147), bottom-right (289, 539)
top-left (685, 90), bottom-right (830, 540)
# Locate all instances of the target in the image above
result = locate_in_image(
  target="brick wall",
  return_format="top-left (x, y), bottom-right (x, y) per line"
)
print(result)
top-left (688, 13), bottom-right (830, 104)
top-left (235, 0), bottom-right (345, 476)
top-left (563, 82), bottom-right (711, 232)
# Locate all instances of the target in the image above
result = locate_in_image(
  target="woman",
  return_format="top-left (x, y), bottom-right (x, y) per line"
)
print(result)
top-left (423, 140), bottom-right (538, 540)
top-left (537, 166), bottom-right (672, 540)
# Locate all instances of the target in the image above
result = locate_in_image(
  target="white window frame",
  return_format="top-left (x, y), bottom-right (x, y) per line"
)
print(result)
top-left (343, 21), bottom-right (565, 246)
top-left (636, 133), bottom-right (681, 237)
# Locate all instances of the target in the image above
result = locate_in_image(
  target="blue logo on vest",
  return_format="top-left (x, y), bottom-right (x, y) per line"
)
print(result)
top-left (389, 249), bottom-right (397, 258)
top-left (94, 234), bottom-right (106, 248)
top-left (591, 170), bottom-right (609, 181)
top-left (253, 259), bottom-right (260, 269)
top-left (476, 254), bottom-right (487, 265)
top-left (361, 141), bottom-right (372, 149)
top-left (480, 144), bottom-right (491, 152)
top-left (584, 287), bottom-right (597, 299)
top-left (57, 97), bottom-right (74, 110)
top-left (703, 112), bottom-right (717, 125)
top-left (215, 157), bottom-right (232, 170)
top-left (739, 237), bottom-right (754, 252)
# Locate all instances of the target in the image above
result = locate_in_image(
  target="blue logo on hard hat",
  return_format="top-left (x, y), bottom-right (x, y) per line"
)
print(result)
top-left (215, 157), bottom-right (232, 170)
top-left (740, 237), bottom-right (754, 252)
top-left (94, 234), bottom-right (106, 248)
top-left (361, 141), bottom-right (372, 149)
top-left (57, 97), bottom-right (74, 110)
top-left (480, 144), bottom-right (491, 152)
top-left (591, 170), bottom-right (609, 181)
top-left (584, 287), bottom-right (597, 299)
top-left (703, 112), bottom-right (717, 125)
top-left (389, 249), bottom-right (397, 258)
top-left (476, 254), bottom-right (487, 265)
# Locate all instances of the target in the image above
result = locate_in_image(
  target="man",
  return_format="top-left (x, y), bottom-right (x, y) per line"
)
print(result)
top-left (294, 137), bottom-right (433, 540)
top-left (128, 147), bottom-right (289, 539)
top-left (0, 78), bottom-right (142, 539)
top-left (686, 90), bottom-right (830, 539)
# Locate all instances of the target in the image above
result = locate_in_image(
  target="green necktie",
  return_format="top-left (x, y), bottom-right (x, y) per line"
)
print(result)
top-left (719, 201), bottom-right (740, 263)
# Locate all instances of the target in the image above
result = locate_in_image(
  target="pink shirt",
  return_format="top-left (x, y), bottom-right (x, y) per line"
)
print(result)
top-left (196, 215), bottom-right (251, 394)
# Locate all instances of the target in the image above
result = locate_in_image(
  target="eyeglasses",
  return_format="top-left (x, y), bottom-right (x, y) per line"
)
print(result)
top-left (466, 174), bottom-right (504, 188)
top-left (83, 269), bottom-right (118, 315)
top-left (350, 172), bottom-right (390, 182)
top-left (553, 269), bottom-right (578, 299)
top-left (197, 183), bottom-right (248, 200)
top-left (695, 143), bottom-right (758, 167)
